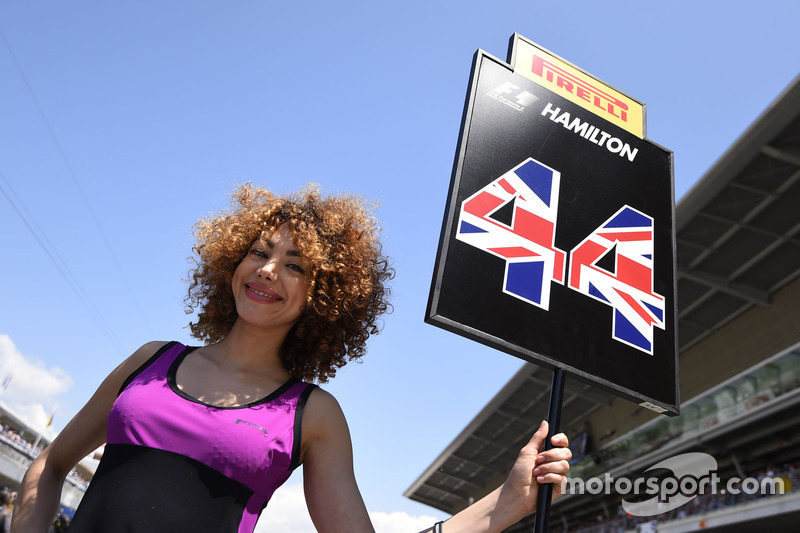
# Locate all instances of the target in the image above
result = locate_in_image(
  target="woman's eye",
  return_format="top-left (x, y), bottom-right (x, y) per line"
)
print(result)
top-left (288, 263), bottom-right (306, 274)
top-left (250, 249), bottom-right (269, 260)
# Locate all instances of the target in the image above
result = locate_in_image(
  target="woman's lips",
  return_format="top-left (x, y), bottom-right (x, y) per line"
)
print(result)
top-left (245, 282), bottom-right (282, 302)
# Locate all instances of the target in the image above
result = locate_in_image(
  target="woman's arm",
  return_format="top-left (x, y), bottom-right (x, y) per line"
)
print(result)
top-left (300, 388), bottom-right (375, 533)
top-left (419, 421), bottom-right (571, 533)
top-left (300, 389), bottom-right (570, 533)
top-left (10, 341), bottom-right (168, 533)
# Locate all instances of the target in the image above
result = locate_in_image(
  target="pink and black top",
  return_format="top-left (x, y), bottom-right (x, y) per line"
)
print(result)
top-left (68, 341), bottom-right (316, 533)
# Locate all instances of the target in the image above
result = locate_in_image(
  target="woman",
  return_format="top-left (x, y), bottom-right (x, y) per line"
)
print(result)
top-left (12, 184), bottom-right (571, 532)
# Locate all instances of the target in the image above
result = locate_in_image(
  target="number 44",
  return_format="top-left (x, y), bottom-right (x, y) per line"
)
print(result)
top-left (456, 158), bottom-right (666, 355)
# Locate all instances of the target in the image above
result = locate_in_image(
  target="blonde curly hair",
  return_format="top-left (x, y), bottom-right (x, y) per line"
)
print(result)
top-left (185, 183), bottom-right (393, 383)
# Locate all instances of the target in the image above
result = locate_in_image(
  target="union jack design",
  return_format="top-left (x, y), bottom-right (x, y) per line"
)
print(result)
top-left (568, 206), bottom-right (665, 354)
top-left (456, 158), bottom-right (566, 310)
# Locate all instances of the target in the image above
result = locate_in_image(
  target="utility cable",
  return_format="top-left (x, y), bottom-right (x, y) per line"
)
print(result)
top-left (0, 170), bottom-right (125, 354)
top-left (0, 24), bottom-right (156, 341)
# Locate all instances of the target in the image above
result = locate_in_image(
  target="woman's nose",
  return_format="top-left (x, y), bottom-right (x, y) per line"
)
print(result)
top-left (257, 260), bottom-right (278, 280)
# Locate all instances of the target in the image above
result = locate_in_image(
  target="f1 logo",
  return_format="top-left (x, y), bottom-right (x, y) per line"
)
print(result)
top-left (487, 82), bottom-right (538, 110)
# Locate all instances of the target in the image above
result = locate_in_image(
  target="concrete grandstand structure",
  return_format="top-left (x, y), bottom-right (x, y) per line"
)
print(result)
top-left (406, 74), bottom-right (800, 532)
top-left (0, 400), bottom-right (88, 517)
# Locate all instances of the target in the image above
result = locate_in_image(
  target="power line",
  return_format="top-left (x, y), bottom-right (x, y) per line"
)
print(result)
top-left (0, 170), bottom-right (125, 354)
top-left (0, 24), bottom-right (155, 342)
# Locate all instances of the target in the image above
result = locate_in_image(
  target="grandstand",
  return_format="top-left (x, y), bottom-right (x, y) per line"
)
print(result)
top-left (406, 74), bottom-right (800, 532)
top-left (0, 400), bottom-right (89, 518)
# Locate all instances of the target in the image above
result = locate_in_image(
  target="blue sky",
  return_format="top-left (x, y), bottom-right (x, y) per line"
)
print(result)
top-left (1, 1), bottom-right (798, 531)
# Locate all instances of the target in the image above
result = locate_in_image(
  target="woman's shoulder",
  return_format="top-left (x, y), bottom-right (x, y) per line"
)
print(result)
top-left (303, 386), bottom-right (340, 414)
top-left (111, 341), bottom-right (176, 382)
top-left (127, 340), bottom-right (176, 365)
top-left (299, 386), bottom-right (355, 468)
top-left (301, 387), bottom-right (349, 435)
top-left (137, 340), bottom-right (175, 354)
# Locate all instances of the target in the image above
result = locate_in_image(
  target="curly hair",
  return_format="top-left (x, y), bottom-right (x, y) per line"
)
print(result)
top-left (185, 183), bottom-right (394, 383)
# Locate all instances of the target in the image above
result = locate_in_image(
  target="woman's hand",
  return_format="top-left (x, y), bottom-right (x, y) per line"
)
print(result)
top-left (421, 421), bottom-right (571, 533)
top-left (501, 420), bottom-right (572, 516)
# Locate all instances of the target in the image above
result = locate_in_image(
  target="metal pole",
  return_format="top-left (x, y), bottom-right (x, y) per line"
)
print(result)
top-left (533, 368), bottom-right (566, 533)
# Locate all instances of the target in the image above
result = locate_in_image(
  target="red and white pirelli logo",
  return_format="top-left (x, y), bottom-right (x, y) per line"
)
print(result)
top-left (513, 37), bottom-right (644, 138)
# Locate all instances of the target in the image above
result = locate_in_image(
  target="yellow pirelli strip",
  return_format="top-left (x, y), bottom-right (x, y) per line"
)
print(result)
top-left (513, 36), bottom-right (645, 138)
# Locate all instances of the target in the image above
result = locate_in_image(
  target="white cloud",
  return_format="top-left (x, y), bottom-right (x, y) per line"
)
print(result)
top-left (256, 483), bottom-right (315, 533)
top-left (256, 481), bottom-right (443, 533)
top-left (370, 511), bottom-right (442, 533)
top-left (0, 334), bottom-right (73, 436)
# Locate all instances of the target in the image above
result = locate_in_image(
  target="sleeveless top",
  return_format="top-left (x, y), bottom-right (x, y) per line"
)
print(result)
top-left (68, 341), bottom-right (317, 533)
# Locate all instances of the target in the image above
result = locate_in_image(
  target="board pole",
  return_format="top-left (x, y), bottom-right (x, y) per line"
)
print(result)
top-left (533, 368), bottom-right (566, 533)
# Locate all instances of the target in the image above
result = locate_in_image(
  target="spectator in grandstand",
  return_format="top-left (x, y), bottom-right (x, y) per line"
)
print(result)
top-left (0, 487), bottom-right (12, 533)
top-left (49, 512), bottom-right (69, 533)
top-left (12, 184), bottom-right (571, 533)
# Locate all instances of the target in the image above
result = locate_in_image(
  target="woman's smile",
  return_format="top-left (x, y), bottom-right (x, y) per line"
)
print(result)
top-left (244, 282), bottom-right (282, 302)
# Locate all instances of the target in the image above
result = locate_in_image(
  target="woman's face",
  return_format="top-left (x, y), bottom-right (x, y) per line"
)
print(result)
top-left (231, 224), bottom-right (310, 334)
